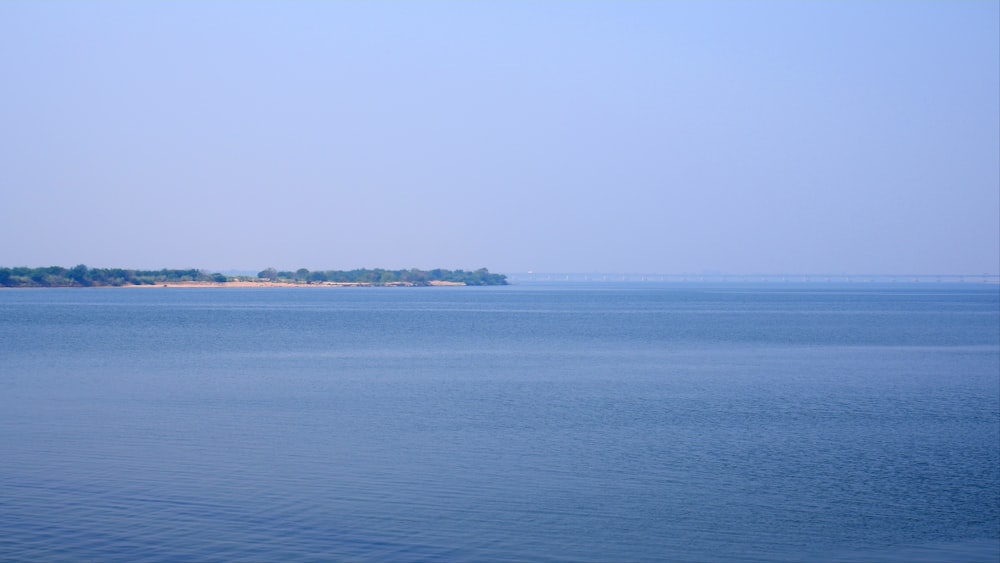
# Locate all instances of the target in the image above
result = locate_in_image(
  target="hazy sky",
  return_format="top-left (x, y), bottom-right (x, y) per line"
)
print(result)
top-left (2, 1), bottom-right (997, 274)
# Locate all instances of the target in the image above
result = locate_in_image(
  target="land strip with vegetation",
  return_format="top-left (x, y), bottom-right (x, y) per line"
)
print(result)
top-left (0, 266), bottom-right (507, 288)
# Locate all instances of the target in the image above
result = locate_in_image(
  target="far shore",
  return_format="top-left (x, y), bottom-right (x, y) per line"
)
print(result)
top-left (0, 281), bottom-right (472, 289)
top-left (0, 281), bottom-right (468, 289)
top-left (118, 280), bottom-right (467, 288)
top-left (0, 267), bottom-right (506, 288)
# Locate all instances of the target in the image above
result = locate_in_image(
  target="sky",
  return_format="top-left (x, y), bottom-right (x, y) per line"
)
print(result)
top-left (1, 1), bottom-right (997, 275)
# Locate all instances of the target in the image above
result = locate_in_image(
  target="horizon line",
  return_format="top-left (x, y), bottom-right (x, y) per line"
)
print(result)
top-left (506, 272), bottom-right (1000, 282)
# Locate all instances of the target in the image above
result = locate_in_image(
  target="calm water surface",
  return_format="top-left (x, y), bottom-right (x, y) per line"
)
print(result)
top-left (1, 284), bottom-right (998, 561)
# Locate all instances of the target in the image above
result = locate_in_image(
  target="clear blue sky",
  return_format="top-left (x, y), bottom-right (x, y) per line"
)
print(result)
top-left (2, 1), bottom-right (997, 275)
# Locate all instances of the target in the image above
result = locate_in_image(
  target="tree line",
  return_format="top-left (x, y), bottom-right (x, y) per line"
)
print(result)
top-left (0, 266), bottom-right (227, 287)
top-left (0, 265), bottom-right (507, 287)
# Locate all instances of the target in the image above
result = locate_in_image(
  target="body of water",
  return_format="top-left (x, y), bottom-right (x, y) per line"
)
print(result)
top-left (1, 284), bottom-right (997, 561)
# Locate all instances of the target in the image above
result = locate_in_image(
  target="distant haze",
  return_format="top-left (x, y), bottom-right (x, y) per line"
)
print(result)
top-left (1, 1), bottom-right (997, 275)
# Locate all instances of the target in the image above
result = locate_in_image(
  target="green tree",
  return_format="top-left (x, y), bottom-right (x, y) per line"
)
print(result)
top-left (68, 264), bottom-right (91, 286)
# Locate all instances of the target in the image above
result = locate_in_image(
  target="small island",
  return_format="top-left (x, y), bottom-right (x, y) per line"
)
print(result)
top-left (0, 266), bottom-right (508, 288)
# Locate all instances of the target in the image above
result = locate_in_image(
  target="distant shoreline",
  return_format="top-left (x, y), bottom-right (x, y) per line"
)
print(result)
top-left (0, 280), bottom-right (469, 289)
top-left (125, 280), bottom-right (468, 288)
top-left (0, 266), bottom-right (505, 288)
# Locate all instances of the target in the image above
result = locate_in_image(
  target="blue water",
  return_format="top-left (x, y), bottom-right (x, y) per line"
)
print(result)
top-left (1, 284), bottom-right (997, 562)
